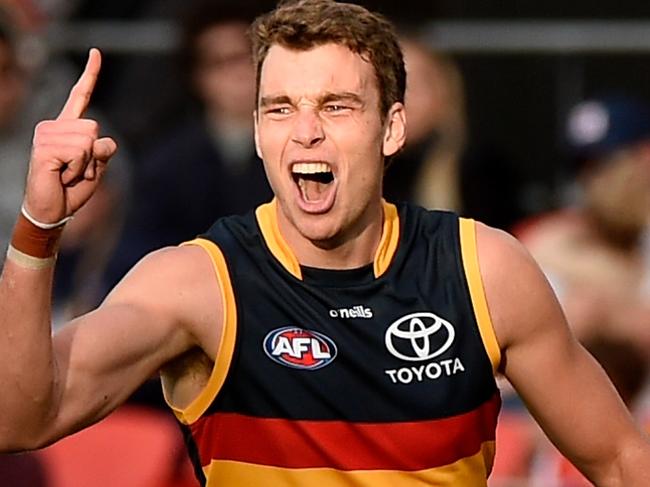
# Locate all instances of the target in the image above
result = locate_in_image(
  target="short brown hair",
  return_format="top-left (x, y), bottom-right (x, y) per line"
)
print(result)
top-left (251, 0), bottom-right (405, 119)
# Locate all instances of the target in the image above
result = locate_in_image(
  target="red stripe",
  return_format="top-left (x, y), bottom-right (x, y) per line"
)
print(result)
top-left (190, 393), bottom-right (500, 471)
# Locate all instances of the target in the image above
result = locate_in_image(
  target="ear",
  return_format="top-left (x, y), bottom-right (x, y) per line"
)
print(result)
top-left (382, 102), bottom-right (407, 157)
top-left (253, 111), bottom-right (263, 159)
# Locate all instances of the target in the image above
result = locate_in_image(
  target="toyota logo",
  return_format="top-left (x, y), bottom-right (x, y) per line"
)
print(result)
top-left (385, 312), bottom-right (455, 361)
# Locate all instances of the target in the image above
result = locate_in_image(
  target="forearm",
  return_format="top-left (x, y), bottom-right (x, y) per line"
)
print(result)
top-left (0, 219), bottom-right (62, 451)
top-left (0, 49), bottom-right (119, 452)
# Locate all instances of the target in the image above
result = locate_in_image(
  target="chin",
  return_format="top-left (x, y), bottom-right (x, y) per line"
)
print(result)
top-left (295, 215), bottom-right (342, 245)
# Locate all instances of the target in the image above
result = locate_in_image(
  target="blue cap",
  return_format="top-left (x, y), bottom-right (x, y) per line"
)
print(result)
top-left (566, 95), bottom-right (650, 161)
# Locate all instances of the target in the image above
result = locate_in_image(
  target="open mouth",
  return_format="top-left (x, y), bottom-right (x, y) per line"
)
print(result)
top-left (292, 162), bottom-right (335, 203)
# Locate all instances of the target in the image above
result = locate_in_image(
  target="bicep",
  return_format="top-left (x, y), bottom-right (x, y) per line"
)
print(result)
top-left (477, 223), bottom-right (641, 480)
top-left (45, 246), bottom-right (219, 444)
top-left (48, 305), bottom-right (180, 441)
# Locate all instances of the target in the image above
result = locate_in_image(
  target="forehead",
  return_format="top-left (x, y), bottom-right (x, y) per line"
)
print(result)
top-left (259, 43), bottom-right (377, 99)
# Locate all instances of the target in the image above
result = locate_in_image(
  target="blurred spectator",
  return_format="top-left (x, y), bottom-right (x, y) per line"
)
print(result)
top-left (385, 38), bottom-right (523, 230)
top-left (516, 95), bottom-right (650, 351)
top-left (0, 3), bottom-right (132, 325)
top-left (0, 18), bottom-right (28, 255)
top-left (102, 0), bottom-right (272, 293)
top-left (384, 38), bottom-right (467, 210)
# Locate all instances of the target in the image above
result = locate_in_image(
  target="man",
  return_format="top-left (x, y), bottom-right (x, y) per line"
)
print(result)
top-left (0, 1), bottom-right (648, 486)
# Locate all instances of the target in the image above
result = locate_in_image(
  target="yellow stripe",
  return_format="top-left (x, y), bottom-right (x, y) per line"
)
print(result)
top-left (256, 199), bottom-right (400, 280)
top-left (203, 441), bottom-right (494, 486)
top-left (255, 199), bottom-right (302, 279)
top-left (458, 218), bottom-right (501, 373)
top-left (165, 238), bottom-right (238, 424)
top-left (373, 201), bottom-right (400, 278)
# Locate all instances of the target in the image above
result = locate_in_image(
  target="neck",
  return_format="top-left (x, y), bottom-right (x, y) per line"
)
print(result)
top-left (277, 201), bottom-right (385, 270)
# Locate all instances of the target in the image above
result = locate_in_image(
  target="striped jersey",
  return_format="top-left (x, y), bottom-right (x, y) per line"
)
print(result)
top-left (165, 199), bottom-right (502, 486)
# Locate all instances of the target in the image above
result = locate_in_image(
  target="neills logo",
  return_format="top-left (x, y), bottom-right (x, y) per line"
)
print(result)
top-left (329, 305), bottom-right (373, 319)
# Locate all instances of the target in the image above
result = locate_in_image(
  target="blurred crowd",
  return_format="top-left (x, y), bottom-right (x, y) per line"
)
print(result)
top-left (0, 0), bottom-right (648, 486)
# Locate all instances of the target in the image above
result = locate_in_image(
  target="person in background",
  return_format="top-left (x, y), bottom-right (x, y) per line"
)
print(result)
top-left (0, 2), bottom-right (131, 324)
top-left (383, 38), bottom-right (467, 210)
top-left (517, 95), bottom-right (650, 352)
top-left (102, 0), bottom-right (272, 293)
top-left (0, 18), bottom-right (29, 256)
top-left (385, 38), bottom-right (523, 231)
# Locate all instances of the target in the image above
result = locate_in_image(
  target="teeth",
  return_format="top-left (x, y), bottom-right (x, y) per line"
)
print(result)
top-left (292, 162), bottom-right (331, 175)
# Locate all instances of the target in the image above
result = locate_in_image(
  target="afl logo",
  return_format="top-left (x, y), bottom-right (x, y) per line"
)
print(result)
top-left (263, 327), bottom-right (337, 370)
top-left (385, 312), bottom-right (455, 362)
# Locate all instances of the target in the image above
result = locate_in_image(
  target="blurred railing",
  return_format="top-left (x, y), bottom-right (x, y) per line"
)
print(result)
top-left (45, 20), bottom-right (650, 54)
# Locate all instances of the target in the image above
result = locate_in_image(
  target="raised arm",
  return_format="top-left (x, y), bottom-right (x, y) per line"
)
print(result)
top-left (476, 222), bottom-right (650, 487)
top-left (0, 50), bottom-right (222, 452)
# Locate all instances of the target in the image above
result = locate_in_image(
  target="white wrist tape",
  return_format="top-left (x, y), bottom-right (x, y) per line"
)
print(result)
top-left (21, 205), bottom-right (74, 230)
top-left (6, 245), bottom-right (56, 270)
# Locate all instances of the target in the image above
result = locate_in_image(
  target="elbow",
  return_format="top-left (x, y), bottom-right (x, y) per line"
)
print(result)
top-left (0, 436), bottom-right (40, 454)
top-left (0, 410), bottom-right (58, 453)
top-left (0, 427), bottom-right (52, 453)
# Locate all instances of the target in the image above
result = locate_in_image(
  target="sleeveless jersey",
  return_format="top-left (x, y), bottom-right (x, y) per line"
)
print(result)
top-left (165, 199), bottom-right (502, 486)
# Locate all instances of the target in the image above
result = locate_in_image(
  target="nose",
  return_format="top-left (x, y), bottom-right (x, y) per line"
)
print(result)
top-left (291, 108), bottom-right (324, 148)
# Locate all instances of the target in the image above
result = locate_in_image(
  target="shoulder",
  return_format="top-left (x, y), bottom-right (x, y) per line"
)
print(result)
top-left (473, 221), bottom-right (565, 352)
top-left (115, 244), bottom-right (217, 290)
top-left (104, 244), bottom-right (223, 358)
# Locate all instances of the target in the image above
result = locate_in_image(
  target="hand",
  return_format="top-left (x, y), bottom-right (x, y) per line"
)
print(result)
top-left (23, 48), bottom-right (118, 223)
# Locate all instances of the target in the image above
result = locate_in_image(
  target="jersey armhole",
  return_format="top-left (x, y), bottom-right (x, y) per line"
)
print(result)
top-left (161, 238), bottom-right (238, 425)
top-left (458, 218), bottom-right (502, 374)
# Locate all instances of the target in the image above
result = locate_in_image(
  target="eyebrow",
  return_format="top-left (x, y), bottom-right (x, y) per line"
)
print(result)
top-left (259, 91), bottom-right (364, 108)
top-left (321, 92), bottom-right (364, 105)
top-left (259, 95), bottom-right (292, 108)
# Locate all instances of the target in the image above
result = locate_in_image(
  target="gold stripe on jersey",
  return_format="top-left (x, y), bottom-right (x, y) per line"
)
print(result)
top-left (255, 199), bottom-right (302, 279)
top-left (202, 441), bottom-right (495, 487)
top-left (255, 198), bottom-right (400, 280)
top-left (164, 238), bottom-right (238, 424)
top-left (373, 201), bottom-right (399, 278)
top-left (459, 218), bottom-right (501, 373)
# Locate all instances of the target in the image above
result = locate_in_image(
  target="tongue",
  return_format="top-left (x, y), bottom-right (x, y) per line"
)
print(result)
top-left (299, 178), bottom-right (329, 202)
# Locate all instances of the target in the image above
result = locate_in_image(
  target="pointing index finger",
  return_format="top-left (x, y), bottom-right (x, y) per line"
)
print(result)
top-left (57, 48), bottom-right (101, 120)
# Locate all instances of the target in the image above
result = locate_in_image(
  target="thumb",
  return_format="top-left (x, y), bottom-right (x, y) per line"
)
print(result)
top-left (93, 136), bottom-right (118, 162)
